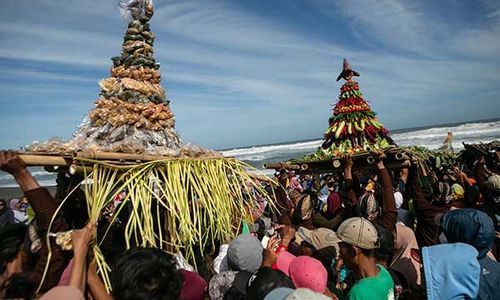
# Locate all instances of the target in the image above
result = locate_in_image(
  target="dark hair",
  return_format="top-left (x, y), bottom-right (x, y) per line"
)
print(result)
top-left (0, 224), bottom-right (27, 274)
top-left (360, 248), bottom-right (375, 257)
top-left (111, 247), bottom-right (182, 300)
top-left (312, 246), bottom-right (338, 286)
top-left (3, 273), bottom-right (36, 300)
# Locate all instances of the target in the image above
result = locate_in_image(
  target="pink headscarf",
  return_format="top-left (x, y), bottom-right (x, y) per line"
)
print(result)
top-left (390, 223), bottom-right (421, 288)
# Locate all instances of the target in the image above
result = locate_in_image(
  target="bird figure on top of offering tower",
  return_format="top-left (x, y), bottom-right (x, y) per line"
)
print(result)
top-left (336, 58), bottom-right (360, 81)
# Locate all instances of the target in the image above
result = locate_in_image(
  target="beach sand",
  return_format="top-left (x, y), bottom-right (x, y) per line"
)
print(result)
top-left (0, 185), bottom-right (56, 200)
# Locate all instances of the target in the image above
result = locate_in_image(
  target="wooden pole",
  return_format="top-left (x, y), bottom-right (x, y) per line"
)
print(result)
top-left (69, 164), bottom-right (94, 175)
top-left (262, 162), bottom-right (300, 170)
top-left (18, 154), bottom-right (71, 166)
top-left (76, 151), bottom-right (171, 162)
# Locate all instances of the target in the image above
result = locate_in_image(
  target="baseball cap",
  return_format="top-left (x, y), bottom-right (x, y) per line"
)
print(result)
top-left (294, 227), bottom-right (341, 253)
top-left (275, 251), bottom-right (296, 276)
top-left (289, 256), bottom-right (328, 293)
top-left (246, 267), bottom-right (295, 300)
top-left (336, 217), bottom-right (379, 249)
top-left (274, 253), bottom-right (327, 292)
top-left (264, 288), bottom-right (331, 300)
top-left (487, 175), bottom-right (500, 192)
top-left (264, 288), bottom-right (294, 300)
top-left (227, 234), bottom-right (263, 273)
top-left (284, 288), bottom-right (331, 300)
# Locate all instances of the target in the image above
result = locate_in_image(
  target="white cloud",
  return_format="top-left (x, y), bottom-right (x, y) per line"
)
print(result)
top-left (319, 0), bottom-right (436, 55)
top-left (451, 0), bottom-right (500, 60)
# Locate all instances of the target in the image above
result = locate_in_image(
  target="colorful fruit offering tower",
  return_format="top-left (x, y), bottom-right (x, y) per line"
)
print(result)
top-left (316, 58), bottom-right (396, 159)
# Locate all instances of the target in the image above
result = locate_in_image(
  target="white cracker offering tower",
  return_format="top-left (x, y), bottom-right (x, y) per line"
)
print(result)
top-left (13, 1), bottom-right (274, 294)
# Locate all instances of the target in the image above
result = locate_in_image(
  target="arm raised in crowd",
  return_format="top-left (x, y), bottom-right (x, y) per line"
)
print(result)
top-left (69, 222), bottom-right (96, 292)
top-left (409, 164), bottom-right (447, 246)
top-left (275, 170), bottom-right (292, 225)
top-left (0, 150), bottom-right (68, 292)
top-left (344, 156), bottom-right (358, 209)
top-left (410, 165), bottom-right (435, 217)
top-left (375, 154), bottom-right (397, 235)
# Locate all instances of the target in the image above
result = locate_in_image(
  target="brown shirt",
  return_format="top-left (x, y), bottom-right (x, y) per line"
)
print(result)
top-left (375, 168), bottom-right (398, 235)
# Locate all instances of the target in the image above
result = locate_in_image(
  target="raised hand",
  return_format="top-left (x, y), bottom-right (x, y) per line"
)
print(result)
top-left (262, 235), bottom-right (280, 267)
top-left (0, 150), bottom-right (26, 176)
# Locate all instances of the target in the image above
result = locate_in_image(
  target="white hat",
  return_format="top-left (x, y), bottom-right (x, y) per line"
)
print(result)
top-left (394, 192), bottom-right (403, 209)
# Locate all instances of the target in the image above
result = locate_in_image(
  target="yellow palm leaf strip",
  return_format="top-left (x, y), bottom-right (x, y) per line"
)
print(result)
top-left (206, 159), bottom-right (233, 244)
top-left (229, 162), bottom-right (252, 235)
top-left (173, 161), bottom-right (197, 256)
top-left (152, 164), bottom-right (179, 252)
top-left (93, 245), bottom-right (112, 293)
top-left (223, 161), bottom-right (248, 233)
top-left (184, 160), bottom-right (210, 253)
top-left (195, 159), bottom-right (219, 254)
top-left (193, 160), bottom-right (220, 251)
top-left (96, 248), bottom-right (113, 293)
top-left (154, 163), bottom-right (184, 251)
top-left (139, 177), bottom-right (156, 247)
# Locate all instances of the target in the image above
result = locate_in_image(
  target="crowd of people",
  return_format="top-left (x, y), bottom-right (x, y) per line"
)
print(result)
top-left (0, 147), bottom-right (499, 299)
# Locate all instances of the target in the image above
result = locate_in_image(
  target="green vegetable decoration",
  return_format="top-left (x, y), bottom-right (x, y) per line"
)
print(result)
top-left (315, 58), bottom-right (396, 159)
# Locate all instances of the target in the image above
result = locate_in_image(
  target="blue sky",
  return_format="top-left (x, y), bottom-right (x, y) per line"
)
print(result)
top-left (1, 0), bottom-right (499, 150)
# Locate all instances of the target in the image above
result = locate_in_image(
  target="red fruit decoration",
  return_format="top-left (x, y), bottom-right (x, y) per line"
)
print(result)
top-left (315, 58), bottom-right (396, 159)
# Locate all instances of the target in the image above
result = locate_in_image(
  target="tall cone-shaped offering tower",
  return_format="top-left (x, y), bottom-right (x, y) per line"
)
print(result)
top-left (70, 0), bottom-right (183, 155)
top-left (28, 0), bottom-right (217, 157)
top-left (313, 58), bottom-right (395, 159)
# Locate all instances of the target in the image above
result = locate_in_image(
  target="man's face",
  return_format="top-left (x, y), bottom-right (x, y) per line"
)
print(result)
top-left (338, 242), bottom-right (356, 268)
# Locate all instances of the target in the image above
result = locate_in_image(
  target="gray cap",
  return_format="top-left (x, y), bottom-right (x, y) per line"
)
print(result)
top-left (227, 234), bottom-right (263, 273)
top-left (337, 217), bottom-right (379, 249)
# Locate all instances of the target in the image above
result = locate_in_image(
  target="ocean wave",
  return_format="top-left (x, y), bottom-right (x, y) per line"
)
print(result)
top-left (237, 155), bottom-right (268, 162)
top-left (0, 170), bottom-right (52, 180)
top-left (222, 140), bottom-right (321, 157)
top-left (0, 179), bottom-right (56, 188)
top-left (392, 121), bottom-right (500, 141)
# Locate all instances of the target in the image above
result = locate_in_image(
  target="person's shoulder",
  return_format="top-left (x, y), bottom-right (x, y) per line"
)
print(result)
top-left (349, 278), bottom-right (375, 295)
top-left (348, 283), bottom-right (367, 299)
top-left (378, 265), bottom-right (394, 280)
top-left (479, 256), bottom-right (500, 275)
